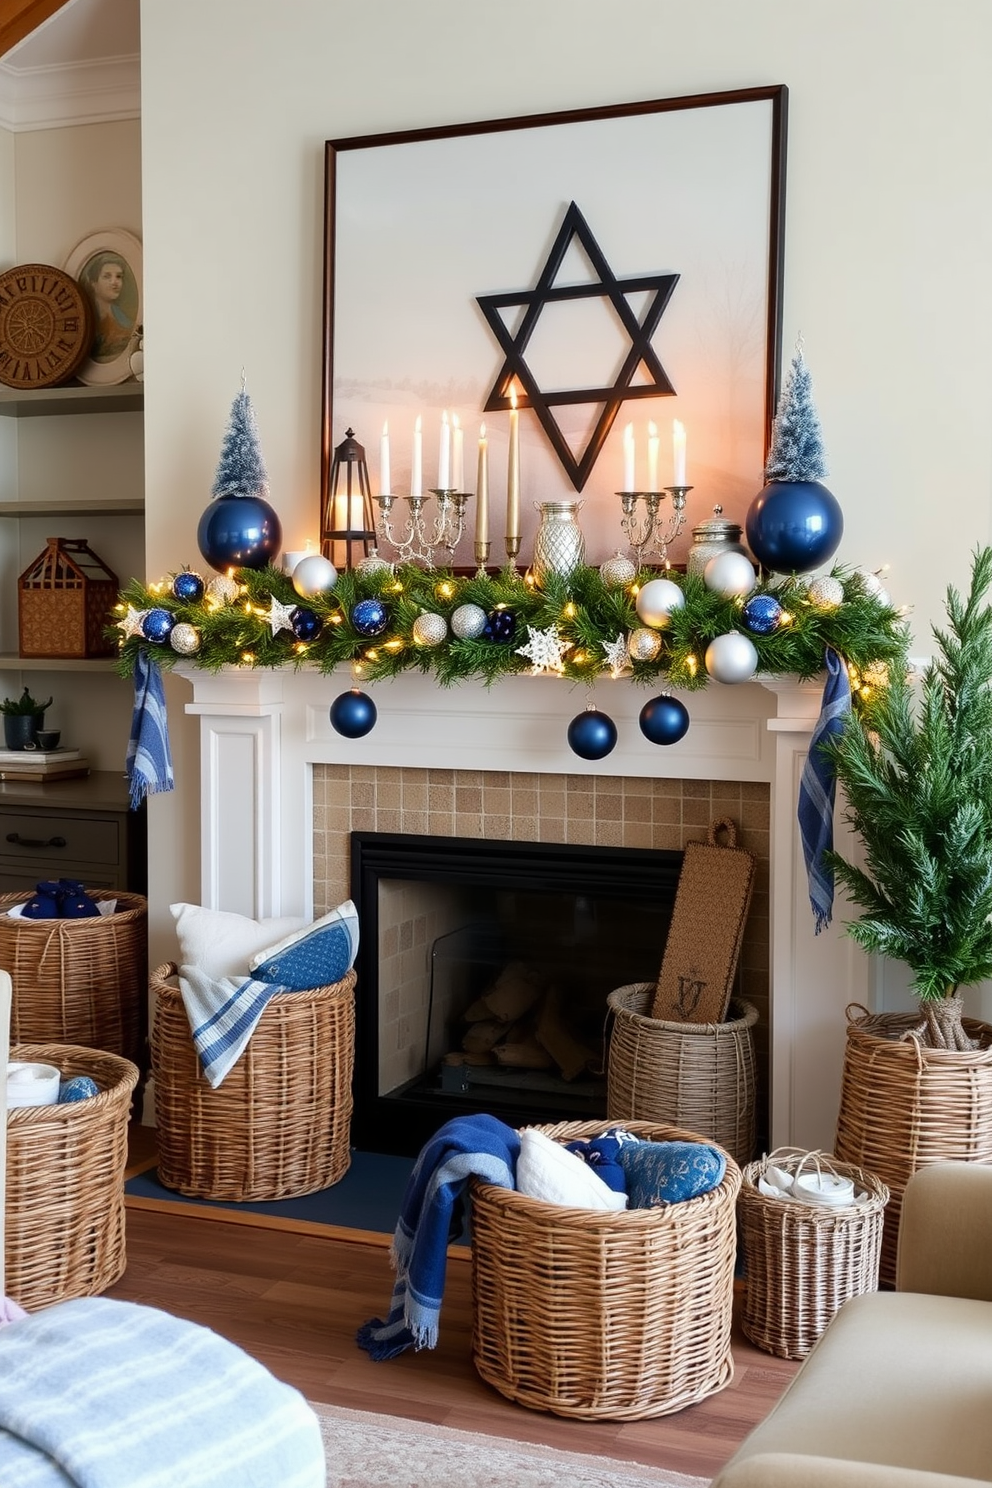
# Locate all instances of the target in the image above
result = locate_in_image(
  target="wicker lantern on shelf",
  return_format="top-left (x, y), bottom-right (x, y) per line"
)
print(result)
top-left (17, 536), bottom-right (118, 658)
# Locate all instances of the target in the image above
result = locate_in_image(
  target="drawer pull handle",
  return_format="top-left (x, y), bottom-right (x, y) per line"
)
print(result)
top-left (5, 832), bottom-right (67, 849)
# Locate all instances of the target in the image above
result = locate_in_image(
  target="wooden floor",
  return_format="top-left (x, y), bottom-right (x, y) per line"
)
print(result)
top-left (108, 1191), bottom-right (798, 1481)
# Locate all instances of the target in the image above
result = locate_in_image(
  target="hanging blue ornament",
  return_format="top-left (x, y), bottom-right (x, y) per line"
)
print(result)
top-left (290, 606), bottom-right (323, 641)
top-left (171, 568), bottom-right (205, 603)
top-left (741, 592), bottom-right (784, 636)
top-left (351, 598), bottom-right (388, 637)
top-left (141, 607), bottom-right (176, 644)
top-left (745, 479), bottom-right (844, 575)
top-left (639, 695), bottom-right (690, 746)
top-left (567, 707), bottom-right (618, 760)
top-left (197, 388), bottom-right (282, 571)
top-left (483, 608), bottom-right (517, 643)
top-left (329, 689), bottom-right (377, 738)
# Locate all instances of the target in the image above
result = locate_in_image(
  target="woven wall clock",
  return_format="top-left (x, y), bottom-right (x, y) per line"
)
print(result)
top-left (0, 263), bottom-right (93, 389)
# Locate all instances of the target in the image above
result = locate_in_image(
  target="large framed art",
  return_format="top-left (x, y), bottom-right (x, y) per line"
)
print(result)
top-left (322, 86), bottom-right (788, 568)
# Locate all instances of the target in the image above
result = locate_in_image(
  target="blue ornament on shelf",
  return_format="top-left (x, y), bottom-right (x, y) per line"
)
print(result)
top-left (58, 1075), bottom-right (100, 1104)
top-left (330, 689), bottom-right (377, 739)
top-left (141, 607), bottom-right (176, 644)
top-left (171, 568), bottom-right (205, 603)
top-left (483, 609), bottom-right (517, 644)
top-left (639, 695), bottom-right (690, 746)
top-left (290, 606), bottom-right (323, 642)
top-left (567, 707), bottom-right (618, 761)
top-left (197, 493), bottom-right (282, 573)
top-left (745, 480), bottom-right (844, 575)
top-left (741, 592), bottom-right (784, 636)
top-left (351, 598), bottom-right (388, 637)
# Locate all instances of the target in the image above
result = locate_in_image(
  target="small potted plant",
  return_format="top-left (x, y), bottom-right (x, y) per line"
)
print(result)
top-left (0, 687), bottom-right (53, 751)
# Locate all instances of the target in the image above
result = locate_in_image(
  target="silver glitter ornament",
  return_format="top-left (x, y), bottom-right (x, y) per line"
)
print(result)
top-left (451, 602), bottom-right (487, 640)
top-left (628, 627), bottom-right (663, 662)
top-left (205, 573), bottom-right (239, 606)
top-left (600, 551), bottom-right (637, 589)
top-left (412, 612), bottom-right (448, 648)
top-left (169, 622), bottom-right (201, 655)
top-left (356, 550), bottom-right (393, 578)
top-left (807, 574), bottom-right (845, 609)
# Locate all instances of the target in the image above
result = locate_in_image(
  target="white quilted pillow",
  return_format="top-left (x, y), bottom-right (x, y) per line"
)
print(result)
top-left (516, 1127), bottom-right (628, 1210)
top-left (170, 902), bottom-right (308, 981)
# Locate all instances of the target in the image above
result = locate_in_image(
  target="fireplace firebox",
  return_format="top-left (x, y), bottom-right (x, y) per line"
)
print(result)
top-left (351, 831), bottom-right (682, 1154)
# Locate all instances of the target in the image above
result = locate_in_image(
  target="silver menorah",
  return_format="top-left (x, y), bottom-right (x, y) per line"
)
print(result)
top-left (618, 486), bottom-right (692, 566)
top-left (373, 489), bottom-right (471, 567)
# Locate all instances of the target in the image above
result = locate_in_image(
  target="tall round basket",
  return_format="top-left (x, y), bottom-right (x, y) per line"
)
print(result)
top-left (0, 890), bottom-right (148, 1070)
top-left (606, 983), bottom-right (757, 1167)
top-left (834, 1005), bottom-right (992, 1287)
top-left (150, 962), bottom-right (356, 1202)
top-left (5, 1043), bottom-right (139, 1311)
top-left (470, 1119), bottom-right (741, 1420)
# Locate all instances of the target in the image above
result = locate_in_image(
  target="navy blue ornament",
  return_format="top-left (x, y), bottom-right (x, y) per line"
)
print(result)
top-left (483, 608), bottom-right (517, 644)
top-left (639, 695), bottom-right (690, 746)
top-left (171, 568), bottom-right (205, 603)
top-left (197, 493), bottom-right (282, 572)
top-left (567, 708), bottom-right (618, 761)
top-left (141, 607), bottom-right (176, 644)
top-left (745, 479), bottom-right (844, 575)
top-left (741, 592), bottom-right (784, 636)
top-left (330, 689), bottom-right (377, 739)
top-left (290, 606), bottom-right (323, 642)
top-left (351, 598), bottom-right (388, 637)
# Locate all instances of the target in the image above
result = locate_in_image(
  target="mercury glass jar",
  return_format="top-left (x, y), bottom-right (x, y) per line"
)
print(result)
top-left (532, 500), bottom-right (586, 585)
top-left (687, 506), bottom-right (750, 577)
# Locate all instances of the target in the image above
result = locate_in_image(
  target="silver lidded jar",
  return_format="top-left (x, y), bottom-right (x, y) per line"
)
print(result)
top-left (532, 499), bottom-right (586, 585)
top-left (687, 506), bottom-right (750, 577)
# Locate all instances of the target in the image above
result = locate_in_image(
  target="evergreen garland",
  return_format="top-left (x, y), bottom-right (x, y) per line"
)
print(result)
top-left (764, 347), bottom-right (829, 483)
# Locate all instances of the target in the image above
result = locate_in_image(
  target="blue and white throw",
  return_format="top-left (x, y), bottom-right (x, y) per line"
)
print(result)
top-left (0, 1296), bottom-right (324, 1488)
top-left (798, 646), bottom-right (852, 933)
top-left (357, 1114), bottom-right (520, 1360)
top-left (179, 964), bottom-right (285, 1087)
top-left (125, 651), bottom-right (174, 811)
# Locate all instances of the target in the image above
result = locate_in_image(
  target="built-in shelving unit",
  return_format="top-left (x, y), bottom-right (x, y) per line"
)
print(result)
top-left (0, 382), bottom-right (143, 417)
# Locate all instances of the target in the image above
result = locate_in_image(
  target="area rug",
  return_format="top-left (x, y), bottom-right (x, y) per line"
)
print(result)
top-left (311, 1403), bottom-right (710, 1488)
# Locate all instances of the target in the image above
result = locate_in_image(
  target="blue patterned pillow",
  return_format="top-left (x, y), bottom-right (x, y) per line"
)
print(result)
top-left (617, 1139), bottom-right (726, 1208)
top-left (249, 900), bottom-right (359, 991)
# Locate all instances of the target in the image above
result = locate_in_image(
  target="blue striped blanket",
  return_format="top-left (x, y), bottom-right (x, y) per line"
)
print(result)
top-left (0, 1297), bottom-right (324, 1487)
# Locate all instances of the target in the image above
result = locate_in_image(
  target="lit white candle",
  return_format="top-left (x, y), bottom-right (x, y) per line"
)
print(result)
top-left (647, 420), bottom-right (659, 492)
top-left (622, 421), bottom-right (636, 491)
top-left (411, 415), bottom-right (422, 497)
top-left (673, 419), bottom-right (687, 487)
top-left (452, 414), bottom-right (464, 491)
top-left (506, 389), bottom-right (520, 543)
top-left (379, 421), bottom-right (391, 495)
top-left (438, 409), bottom-right (451, 490)
top-left (477, 422), bottom-right (489, 546)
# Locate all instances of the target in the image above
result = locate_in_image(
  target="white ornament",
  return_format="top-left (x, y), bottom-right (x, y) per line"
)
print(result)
top-left (169, 621), bottom-right (201, 655)
top-left (516, 624), bottom-right (572, 675)
top-left (628, 627), bottom-right (662, 663)
top-left (856, 568), bottom-right (890, 606)
top-left (451, 602), bottom-right (487, 640)
top-left (412, 612), bottom-right (448, 648)
top-left (635, 577), bottom-right (685, 629)
top-left (292, 553), bottom-right (338, 598)
top-left (705, 631), bottom-right (759, 684)
top-left (807, 574), bottom-right (845, 610)
top-left (119, 604), bottom-right (148, 639)
top-left (600, 551), bottom-right (637, 589)
top-left (704, 550), bottom-right (757, 599)
top-left (205, 574), bottom-right (239, 606)
top-left (264, 595), bottom-right (297, 636)
top-left (601, 633), bottom-right (631, 677)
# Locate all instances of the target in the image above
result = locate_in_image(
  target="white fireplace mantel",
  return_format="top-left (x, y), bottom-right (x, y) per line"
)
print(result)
top-left (179, 665), bottom-right (871, 1150)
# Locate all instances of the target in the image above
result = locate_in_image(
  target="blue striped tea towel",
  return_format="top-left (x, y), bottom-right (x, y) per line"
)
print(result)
top-left (797, 646), bottom-right (852, 933)
top-left (179, 964), bottom-right (286, 1087)
top-left (125, 650), bottom-right (174, 810)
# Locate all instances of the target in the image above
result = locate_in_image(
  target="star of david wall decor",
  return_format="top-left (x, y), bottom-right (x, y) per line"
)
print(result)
top-left (323, 86), bottom-right (787, 567)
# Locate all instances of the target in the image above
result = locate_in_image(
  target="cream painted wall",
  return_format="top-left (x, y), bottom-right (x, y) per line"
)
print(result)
top-left (138, 0), bottom-right (992, 971)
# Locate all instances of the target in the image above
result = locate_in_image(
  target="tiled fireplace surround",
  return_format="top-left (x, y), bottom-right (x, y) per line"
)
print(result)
top-left (181, 667), bottom-right (871, 1152)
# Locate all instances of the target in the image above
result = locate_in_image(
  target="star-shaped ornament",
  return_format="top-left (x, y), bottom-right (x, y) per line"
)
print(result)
top-left (119, 605), bottom-right (148, 639)
top-left (516, 624), bottom-right (572, 675)
top-left (477, 201), bottom-right (679, 491)
top-left (601, 633), bottom-right (631, 678)
top-left (264, 596), bottom-right (297, 636)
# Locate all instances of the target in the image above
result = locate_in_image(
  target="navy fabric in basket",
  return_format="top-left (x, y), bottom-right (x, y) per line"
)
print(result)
top-left (618, 1139), bottom-right (726, 1208)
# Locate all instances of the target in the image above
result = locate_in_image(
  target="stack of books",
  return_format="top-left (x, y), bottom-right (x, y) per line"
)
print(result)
top-left (0, 747), bottom-right (90, 783)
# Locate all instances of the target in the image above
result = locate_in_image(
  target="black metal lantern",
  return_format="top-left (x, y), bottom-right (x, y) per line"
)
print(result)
top-left (322, 427), bottom-right (376, 569)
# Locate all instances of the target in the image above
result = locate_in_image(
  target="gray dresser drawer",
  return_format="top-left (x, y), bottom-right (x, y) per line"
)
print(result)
top-left (0, 809), bottom-right (120, 866)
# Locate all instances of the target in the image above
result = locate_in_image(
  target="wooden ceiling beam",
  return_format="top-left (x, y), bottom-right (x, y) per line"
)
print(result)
top-left (0, 0), bottom-right (72, 60)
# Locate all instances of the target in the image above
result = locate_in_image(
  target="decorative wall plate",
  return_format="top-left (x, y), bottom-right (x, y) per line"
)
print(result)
top-left (62, 228), bottom-right (142, 386)
top-left (0, 263), bottom-right (93, 389)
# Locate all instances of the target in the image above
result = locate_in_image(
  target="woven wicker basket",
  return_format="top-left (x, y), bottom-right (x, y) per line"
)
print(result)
top-left (834, 1005), bottom-right (992, 1287)
top-left (605, 983), bottom-right (757, 1167)
top-left (5, 1042), bottom-right (138, 1311)
top-left (0, 891), bottom-right (148, 1071)
top-left (150, 961), bottom-right (356, 1201)
top-left (737, 1148), bottom-right (889, 1360)
top-left (471, 1118), bottom-right (741, 1420)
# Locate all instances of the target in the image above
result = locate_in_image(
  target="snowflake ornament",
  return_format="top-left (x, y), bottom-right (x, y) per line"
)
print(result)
top-left (601, 633), bottom-right (631, 678)
top-left (264, 595), bottom-right (297, 636)
top-left (516, 624), bottom-right (572, 675)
